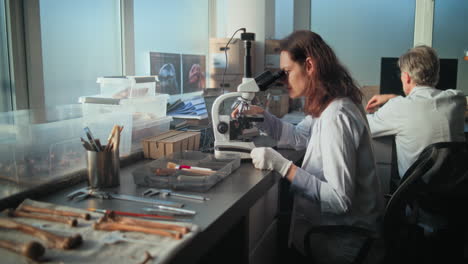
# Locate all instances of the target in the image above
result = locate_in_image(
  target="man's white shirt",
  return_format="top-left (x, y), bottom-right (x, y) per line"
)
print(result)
top-left (367, 86), bottom-right (466, 177)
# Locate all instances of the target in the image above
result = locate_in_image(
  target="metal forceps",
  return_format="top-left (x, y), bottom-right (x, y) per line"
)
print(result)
top-left (142, 188), bottom-right (210, 201)
top-left (66, 187), bottom-right (111, 202)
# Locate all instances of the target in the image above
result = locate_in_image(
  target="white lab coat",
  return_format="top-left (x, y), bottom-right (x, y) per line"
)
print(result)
top-left (260, 98), bottom-right (384, 263)
top-left (367, 86), bottom-right (466, 178)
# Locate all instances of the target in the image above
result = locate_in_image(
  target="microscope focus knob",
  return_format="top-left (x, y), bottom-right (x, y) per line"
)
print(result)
top-left (217, 122), bottom-right (229, 134)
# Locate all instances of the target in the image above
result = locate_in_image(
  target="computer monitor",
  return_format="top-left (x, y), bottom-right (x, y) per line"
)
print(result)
top-left (379, 57), bottom-right (458, 96)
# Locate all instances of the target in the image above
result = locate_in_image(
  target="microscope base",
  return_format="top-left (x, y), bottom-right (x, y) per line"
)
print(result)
top-left (214, 142), bottom-right (255, 159)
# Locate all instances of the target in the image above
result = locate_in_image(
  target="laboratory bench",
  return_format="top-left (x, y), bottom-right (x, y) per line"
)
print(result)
top-left (0, 149), bottom-right (304, 264)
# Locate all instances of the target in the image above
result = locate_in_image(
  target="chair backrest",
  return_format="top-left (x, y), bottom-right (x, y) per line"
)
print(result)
top-left (383, 142), bottom-right (468, 263)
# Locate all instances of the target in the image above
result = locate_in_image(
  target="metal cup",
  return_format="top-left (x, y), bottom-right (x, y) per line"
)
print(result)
top-left (86, 149), bottom-right (120, 188)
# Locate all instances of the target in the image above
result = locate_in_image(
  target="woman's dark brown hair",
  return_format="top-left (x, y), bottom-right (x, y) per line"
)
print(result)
top-left (279, 30), bottom-right (362, 117)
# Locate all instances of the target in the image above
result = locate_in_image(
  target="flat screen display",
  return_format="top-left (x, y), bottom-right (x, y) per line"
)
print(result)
top-left (380, 57), bottom-right (458, 96)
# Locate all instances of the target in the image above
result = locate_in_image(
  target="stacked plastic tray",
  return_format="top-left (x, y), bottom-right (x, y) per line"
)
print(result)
top-left (0, 105), bottom-right (86, 185)
top-left (81, 93), bottom-right (170, 155)
top-left (132, 151), bottom-right (241, 192)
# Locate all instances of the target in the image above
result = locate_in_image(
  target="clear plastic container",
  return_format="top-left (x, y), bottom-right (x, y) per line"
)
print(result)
top-left (0, 105), bottom-right (86, 184)
top-left (132, 116), bottom-right (172, 153)
top-left (82, 94), bottom-right (170, 155)
top-left (120, 94), bottom-right (169, 119)
top-left (97, 76), bottom-right (157, 99)
top-left (0, 144), bottom-right (21, 183)
top-left (81, 94), bottom-right (169, 120)
top-left (82, 107), bottom-right (132, 156)
top-left (132, 151), bottom-right (241, 192)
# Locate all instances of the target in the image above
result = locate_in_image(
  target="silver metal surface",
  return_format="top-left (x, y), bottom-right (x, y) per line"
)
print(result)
top-left (109, 193), bottom-right (184, 208)
top-left (142, 188), bottom-right (160, 196)
top-left (86, 150), bottom-right (120, 188)
top-left (231, 98), bottom-right (250, 119)
top-left (144, 205), bottom-right (196, 216)
top-left (67, 188), bottom-right (111, 201)
top-left (142, 188), bottom-right (209, 201)
top-left (66, 187), bottom-right (183, 208)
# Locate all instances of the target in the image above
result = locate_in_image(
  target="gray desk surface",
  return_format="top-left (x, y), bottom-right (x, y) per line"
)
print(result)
top-left (39, 149), bottom-right (304, 264)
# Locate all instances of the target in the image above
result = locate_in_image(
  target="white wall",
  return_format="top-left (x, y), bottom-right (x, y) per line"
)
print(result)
top-left (433, 0), bottom-right (468, 94)
top-left (133, 0), bottom-right (209, 76)
top-left (225, 0), bottom-right (268, 75)
top-left (311, 0), bottom-right (415, 88)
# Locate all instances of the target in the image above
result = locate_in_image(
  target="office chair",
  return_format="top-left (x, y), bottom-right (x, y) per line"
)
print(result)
top-left (384, 141), bottom-right (468, 263)
top-left (304, 141), bottom-right (468, 264)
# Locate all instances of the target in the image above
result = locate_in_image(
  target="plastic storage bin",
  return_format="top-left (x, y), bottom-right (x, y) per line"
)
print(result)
top-left (97, 76), bottom-right (157, 99)
top-left (82, 95), bottom-right (170, 155)
top-left (132, 151), bottom-right (241, 192)
top-left (82, 106), bottom-right (133, 156)
top-left (82, 94), bottom-right (169, 120)
top-left (132, 116), bottom-right (172, 153)
top-left (0, 105), bottom-right (86, 185)
top-left (120, 94), bottom-right (169, 119)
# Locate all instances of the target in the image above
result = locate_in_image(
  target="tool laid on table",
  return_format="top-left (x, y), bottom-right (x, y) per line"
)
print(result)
top-left (66, 187), bottom-right (111, 201)
top-left (0, 218), bottom-right (82, 249)
top-left (0, 239), bottom-right (45, 261)
top-left (66, 187), bottom-right (184, 208)
top-left (110, 193), bottom-right (184, 208)
top-left (142, 188), bottom-right (210, 201)
top-left (143, 205), bottom-right (196, 216)
top-left (88, 208), bottom-right (175, 221)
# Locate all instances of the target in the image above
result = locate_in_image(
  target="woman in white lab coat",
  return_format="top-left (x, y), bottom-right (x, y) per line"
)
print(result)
top-left (236, 30), bottom-right (384, 264)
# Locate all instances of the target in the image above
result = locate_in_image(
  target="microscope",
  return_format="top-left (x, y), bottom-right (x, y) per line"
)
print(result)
top-left (211, 31), bottom-right (285, 159)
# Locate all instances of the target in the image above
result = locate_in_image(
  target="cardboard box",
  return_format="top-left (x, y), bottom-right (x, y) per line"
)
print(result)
top-left (142, 130), bottom-right (201, 159)
top-left (208, 74), bottom-right (243, 91)
top-left (208, 37), bottom-right (258, 90)
top-left (209, 37), bottom-right (255, 76)
top-left (361, 85), bottom-right (380, 109)
top-left (266, 93), bottom-right (289, 118)
top-left (265, 39), bottom-right (281, 71)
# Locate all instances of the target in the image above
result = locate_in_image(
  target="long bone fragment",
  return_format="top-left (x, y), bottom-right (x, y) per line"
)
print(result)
top-left (0, 218), bottom-right (82, 249)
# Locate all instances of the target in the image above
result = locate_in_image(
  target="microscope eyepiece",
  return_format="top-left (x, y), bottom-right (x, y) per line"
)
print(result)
top-left (254, 70), bottom-right (286, 91)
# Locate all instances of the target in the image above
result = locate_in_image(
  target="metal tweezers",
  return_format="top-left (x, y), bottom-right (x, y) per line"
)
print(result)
top-left (142, 188), bottom-right (210, 201)
top-left (66, 187), bottom-right (184, 208)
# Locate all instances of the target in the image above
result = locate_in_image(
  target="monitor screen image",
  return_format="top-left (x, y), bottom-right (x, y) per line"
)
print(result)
top-left (379, 57), bottom-right (458, 96)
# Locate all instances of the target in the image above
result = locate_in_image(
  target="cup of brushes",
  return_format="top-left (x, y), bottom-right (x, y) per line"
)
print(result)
top-left (82, 125), bottom-right (123, 188)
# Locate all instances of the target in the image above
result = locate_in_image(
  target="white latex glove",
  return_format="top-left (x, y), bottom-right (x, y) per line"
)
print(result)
top-left (250, 147), bottom-right (292, 177)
